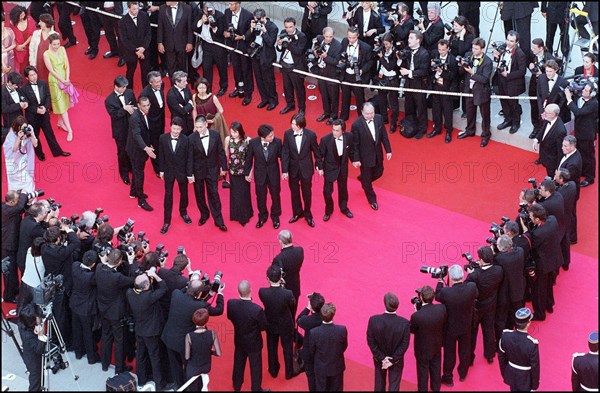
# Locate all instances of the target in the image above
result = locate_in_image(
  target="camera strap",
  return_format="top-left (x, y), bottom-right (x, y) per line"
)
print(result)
top-left (33, 255), bottom-right (43, 283)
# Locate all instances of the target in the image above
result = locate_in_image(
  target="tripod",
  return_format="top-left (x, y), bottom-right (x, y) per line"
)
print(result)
top-left (1, 305), bottom-right (24, 362)
top-left (39, 302), bottom-right (79, 391)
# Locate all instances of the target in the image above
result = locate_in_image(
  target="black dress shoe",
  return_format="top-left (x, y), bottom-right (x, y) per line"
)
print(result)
top-left (457, 131), bottom-right (475, 139)
top-left (85, 47), bottom-right (92, 55)
top-left (316, 113), bottom-right (329, 122)
top-left (534, 158), bottom-right (541, 165)
top-left (266, 103), bottom-right (277, 111)
top-left (88, 51), bottom-right (98, 60)
top-left (323, 214), bottom-right (331, 221)
top-left (242, 96), bottom-right (252, 106)
top-left (229, 88), bottom-right (240, 98)
top-left (59, 152), bottom-right (71, 157)
top-left (64, 41), bottom-right (77, 49)
top-left (306, 218), bottom-right (315, 227)
top-left (256, 220), bottom-right (265, 228)
top-left (580, 180), bottom-right (592, 187)
top-left (370, 202), bottom-right (379, 211)
top-left (273, 221), bottom-right (280, 229)
top-left (426, 130), bottom-right (440, 138)
top-left (122, 177), bottom-right (131, 185)
top-left (222, 181), bottom-right (231, 189)
top-left (343, 210), bottom-right (354, 218)
top-left (326, 117), bottom-right (335, 125)
top-left (528, 130), bottom-right (537, 139)
top-left (480, 138), bottom-right (489, 147)
top-left (509, 125), bottom-right (519, 134)
top-left (389, 124), bottom-right (397, 134)
top-left (280, 105), bottom-right (295, 115)
top-left (487, 357), bottom-right (494, 364)
top-left (445, 133), bottom-right (452, 143)
top-left (298, 109), bottom-right (305, 115)
top-left (160, 223), bottom-right (170, 234)
top-left (237, 90), bottom-right (245, 98)
top-left (217, 88), bottom-right (227, 97)
top-left (103, 51), bottom-right (117, 58)
top-left (181, 214), bottom-right (192, 224)
top-left (547, 306), bottom-right (554, 314)
top-left (531, 314), bottom-right (545, 321)
top-left (117, 58), bottom-right (126, 67)
top-left (138, 200), bottom-right (154, 212)
top-left (289, 214), bottom-right (303, 223)
top-left (497, 121), bottom-right (511, 130)
top-left (413, 132), bottom-right (425, 140)
top-left (38, 154), bottom-right (46, 161)
top-left (257, 101), bottom-right (268, 109)
top-left (218, 224), bottom-right (228, 232)
top-left (199, 217), bottom-right (208, 225)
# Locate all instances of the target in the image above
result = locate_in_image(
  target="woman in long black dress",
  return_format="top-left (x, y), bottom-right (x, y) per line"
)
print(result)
top-left (184, 309), bottom-right (221, 391)
top-left (224, 122), bottom-right (254, 226)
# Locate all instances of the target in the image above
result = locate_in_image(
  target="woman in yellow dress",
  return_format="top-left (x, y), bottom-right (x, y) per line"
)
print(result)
top-left (43, 32), bottom-right (73, 142)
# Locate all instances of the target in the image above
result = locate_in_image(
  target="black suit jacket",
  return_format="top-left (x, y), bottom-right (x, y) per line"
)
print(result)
top-left (272, 246), bottom-right (303, 301)
top-left (223, 7), bottom-right (253, 52)
top-left (410, 303), bottom-right (447, 360)
top-left (449, 33), bottom-right (476, 57)
top-left (314, 37), bottom-right (342, 78)
top-left (118, 11), bottom-right (151, 63)
top-left (21, 81), bottom-right (51, 120)
top-left (535, 118), bottom-right (567, 174)
top-left (1, 193), bottom-right (27, 252)
top-left (541, 2), bottom-right (569, 24)
top-left (166, 86), bottom-right (194, 134)
top-left (319, 132), bottom-right (353, 182)
top-left (69, 263), bottom-right (97, 316)
top-left (346, 7), bottom-right (384, 47)
top-left (435, 281), bottom-right (479, 336)
top-left (309, 323), bottom-right (348, 376)
top-left (126, 109), bottom-right (152, 161)
top-left (227, 298), bottom-right (268, 353)
top-left (530, 215), bottom-right (563, 274)
top-left (390, 17), bottom-right (414, 47)
top-left (245, 19), bottom-right (278, 66)
top-left (558, 150), bottom-right (583, 197)
top-left (95, 262), bottom-right (135, 320)
top-left (367, 313), bottom-right (410, 365)
top-left (465, 264), bottom-right (504, 309)
top-left (296, 307), bottom-right (322, 364)
top-left (16, 215), bottom-right (46, 269)
top-left (126, 280), bottom-right (167, 337)
top-left (281, 128), bottom-right (321, 179)
top-left (497, 47), bottom-right (527, 96)
top-left (243, 137), bottom-right (282, 186)
top-left (105, 90), bottom-right (137, 140)
top-left (189, 130), bottom-right (227, 180)
top-left (340, 38), bottom-right (373, 82)
top-left (351, 114), bottom-right (392, 167)
top-left (493, 248), bottom-right (526, 305)
top-left (539, 192), bottom-right (566, 237)
top-left (568, 97), bottom-right (599, 141)
top-left (460, 53), bottom-right (493, 106)
top-left (2, 86), bottom-right (24, 129)
top-left (536, 74), bottom-right (570, 123)
top-left (277, 29), bottom-right (308, 71)
top-left (157, 267), bottom-right (189, 318)
top-left (429, 53), bottom-right (459, 91)
top-left (258, 285), bottom-right (296, 335)
top-left (400, 46), bottom-right (431, 89)
top-left (158, 133), bottom-right (193, 182)
top-left (557, 181), bottom-right (577, 227)
top-left (423, 18), bottom-right (445, 52)
top-left (140, 83), bottom-right (165, 131)
top-left (157, 3), bottom-right (193, 51)
top-left (299, 2), bottom-right (332, 36)
top-left (41, 231), bottom-right (81, 292)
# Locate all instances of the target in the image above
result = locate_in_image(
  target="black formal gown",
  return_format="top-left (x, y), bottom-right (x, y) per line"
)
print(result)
top-left (228, 137), bottom-right (254, 226)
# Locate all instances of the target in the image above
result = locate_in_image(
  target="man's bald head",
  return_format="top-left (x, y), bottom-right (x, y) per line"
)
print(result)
top-left (134, 274), bottom-right (149, 290)
top-left (238, 280), bottom-right (251, 297)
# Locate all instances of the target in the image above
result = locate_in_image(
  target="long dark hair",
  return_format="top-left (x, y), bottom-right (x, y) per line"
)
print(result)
top-left (230, 121), bottom-right (246, 139)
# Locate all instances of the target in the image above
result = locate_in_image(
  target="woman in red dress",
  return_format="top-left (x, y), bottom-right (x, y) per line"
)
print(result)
top-left (9, 6), bottom-right (36, 75)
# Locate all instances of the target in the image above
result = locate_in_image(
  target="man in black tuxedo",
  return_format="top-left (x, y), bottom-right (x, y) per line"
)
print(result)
top-left (339, 27), bottom-right (373, 120)
top-left (526, 38), bottom-right (555, 138)
top-left (2, 191), bottom-right (28, 302)
top-left (566, 83), bottom-right (599, 188)
top-left (141, 71), bottom-right (166, 176)
top-left (557, 135), bottom-right (583, 244)
top-left (227, 280), bottom-right (269, 392)
top-left (119, 2), bottom-right (151, 91)
top-left (16, 202), bottom-right (47, 281)
top-left (457, 38), bottom-right (493, 147)
top-left (166, 71), bottom-right (194, 135)
top-left (99, 2), bottom-right (122, 62)
top-left (104, 75), bottom-right (135, 186)
top-left (299, 2), bottom-right (333, 51)
top-left (126, 96), bottom-right (156, 212)
top-left (389, 4), bottom-right (414, 48)
top-left (541, 2), bottom-right (569, 56)
top-left (309, 302), bottom-right (348, 391)
top-left (224, 2), bottom-right (254, 103)
top-left (158, 117), bottom-right (193, 234)
top-left (435, 265), bottom-right (479, 386)
top-left (21, 66), bottom-right (70, 160)
top-left (189, 116), bottom-right (228, 231)
top-left (532, 103), bottom-right (567, 177)
top-left (345, 3), bottom-right (385, 48)
top-left (96, 249), bottom-right (136, 374)
top-left (533, 60), bottom-right (570, 141)
top-left (417, 3), bottom-right (445, 53)
top-left (314, 27), bottom-right (342, 124)
top-left (281, 113), bottom-right (322, 227)
top-left (319, 119), bottom-right (353, 221)
top-left (126, 268), bottom-right (168, 390)
top-left (2, 72), bottom-right (27, 130)
top-left (351, 102), bottom-right (392, 210)
top-left (244, 124), bottom-right (283, 229)
top-left (157, 254), bottom-right (191, 318)
top-left (399, 30), bottom-right (430, 139)
top-left (272, 229), bottom-right (303, 317)
top-left (427, 39), bottom-right (458, 142)
top-left (277, 17), bottom-right (308, 114)
top-left (246, 8), bottom-right (279, 111)
top-left (410, 285), bottom-right (447, 392)
top-left (500, 2), bottom-right (538, 54)
top-left (554, 169), bottom-right (577, 271)
top-left (259, 265), bottom-right (297, 380)
top-left (79, 1), bottom-right (101, 60)
top-left (297, 292), bottom-right (325, 392)
top-left (157, 1), bottom-right (193, 77)
top-left (366, 292), bottom-right (410, 391)
top-left (161, 276), bottom-right (224, 388)
top-left (197, 3), bottom-right (228, 97)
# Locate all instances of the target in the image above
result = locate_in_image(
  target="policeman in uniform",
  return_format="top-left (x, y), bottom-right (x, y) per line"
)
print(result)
top-left (571, 331), bottom-right (599, 392)
top-left (498, 307), bottom-right (540, 391)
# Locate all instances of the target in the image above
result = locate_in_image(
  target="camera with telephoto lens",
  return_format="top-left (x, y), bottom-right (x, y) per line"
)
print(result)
top-left (137, 231), bottom-right (149, 249)
top-left (95, 214), bottom-right (109, 229)
top-left (411, 288), bottom-right (423, 311)
top-left (518, 204), bottom-right (536, 232)
top-left (204, 6), bottom-right (216, 28)
top-left (117, 218), bottom-right (135, 242)
top-left (337, 51), bottom-right (349, 72)
top-left (527, 177), bottom-right (541, 200)
top-left (27, 189), bottom-right (45, 200)
top-left (397, 46), bottom-right (411, 61)
top-left (560, 76), bottom-right (598, 95)
top-left (530, 58), bottom-right (545, 74)
top-left (200, 271), bottom-right (224, 298)
top-left (32, 274), bottom-right (64, 306)
top-left (155, 244), bottom-right (168, 262)
top-left (489, 222), bottom-right (504, 239)
top-left (279, 31), bottom-right (296, 49)
top-left (420, 264), bottom-right (448, 279)
top-left (462, 252), bottom-right (479, 271)
top-left (1, 256), bottom-right (10, 275)
top-left (313, 37), bottom-right (327, 56)
top-left (177, 246), bottom-right (185, 255)
top-left (431, 58), bottom-right (447, 72)
top-left (415, 6), bottom-right (424, 23)
top-left (372, 35), bottom-right (384, 54)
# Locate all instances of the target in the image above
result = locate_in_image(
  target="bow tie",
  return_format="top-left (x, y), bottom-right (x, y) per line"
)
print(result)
top-left (30, 83), bottom-right (38, 86)
top-left (117, 93), bottom-right (124, 97)
top-left (152, 88), bottom-right (160, 92)
top-left (171, 137), bottom-right (178, 141)
top-left (7, 88), bottom-right (14, 93)
top-left (412, 49), bottom-right (419, 54)
top-left (263, 142), bottom-right (269, 148)
top-left (294, 133), bottom-right (303, 137)
top-left (132, 16), bottom-right (137, 19)
top-left (366, 120), bottom-right (372, 124)
top-left (200, 134), bottom-right (209, 139)
top-left (549, 78), bottom-right (554, 82)
top-left (171, 6), bottom-right (177, 9)
top-left (336, 137), bottom-right (343, 142)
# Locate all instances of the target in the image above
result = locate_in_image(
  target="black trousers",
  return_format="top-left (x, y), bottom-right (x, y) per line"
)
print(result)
top-left (71, 311), bottom-right (98, 361)
top-left (288, 175), bottom-right (313, 219)
top-left (323, 173), bottom-right (349, 215)
top-left (499, 95), bottom-right (522, 127)
top-left (470, 305), bottom-right (497, 361)
top-left (532, 270), bottom-right (553, 320)
top-left (165, 50), bottom-right (188, 78)
top-left (569, 203), bottom-right (578, 243)
top-left (495, 300), bottom-right (524, 348)
top-left (315, 372), bottom-right (344, 392)
top-left (373, 359), bottom-right (403, 391)
top-left (546, 20), bottom-right (569, 56)
top-left (232, 348), bottom-right (263, 391)
top-left (405, 89), bottom-right (428, 135)
top-left (136, 335), bottom-right (163, 387)
top-left (98, 13), bottom-right (120, 55)
top-left (149, 127), bottom-right (164, 174)
top-left (252, 59), bottom-right (278, 105)
top-left (318, 77), bottom-right (339, 118)
top-left (431, 92), bottom-right (454, 134)
top-left (578, 139), bottom-right (596, 182)
top-left (465, 96), bottom-right (491, 138)
top-left (130, 154), bottom-right (149, 199)
top-left (282, 68), bottom-right (306, 110)
top-left (2, 248), bottom-right (18, 301)
top-left (304, 361), bottom-right (317, 391)
top-left (340, 74), bottom-right (365, 120)
top-left (416, 352), bottom-right (442, 392)
top-left (230, 51), bottom-right (254, 95)
top-left (100, 317), bottom-right (126, 373)
top-left (442, 330), bottom-right (471, 381)
top-left (166, 346), bottom-right (185, 388)
top-left (193, 177), bottom-right (224, 226)
top-left (114, 136), bottom-right (132, 178)
top-left (359, 163), bottom-right (384, 204)
top-left (80, 9), bottom-right (100, 52)
top-left (377, 80), bottom-right (400, 126)
top-left (255, 180), bottom-right (281, 223)
top-left (203, 47), bottom-right (229, 91)
top-left (125, 57), bottom-right (151, 92)
top-left (57, 3), bottom-right (76, 43)
top-left (266, 331), bottom-right (294, 379)
top-left (163, 177), bottom-right (189, 224)
top-left (28, 113), bottom-right (64, 158)
top-left (529, 78), bottom-right (541, 129)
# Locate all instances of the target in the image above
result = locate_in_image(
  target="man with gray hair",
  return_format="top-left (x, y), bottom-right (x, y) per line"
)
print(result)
top-left (555, 168), bottom-right (578, 270)
top-left (532, 103), bottom-right (567, 177)
top-left (435, 264), bottom-right (478, 386)
top-left (272, 230), bottom-right (304, 318)
top-left (557, 134), bottom-right (582, 245)
top-left (166, 71), bottom-right (194, 135)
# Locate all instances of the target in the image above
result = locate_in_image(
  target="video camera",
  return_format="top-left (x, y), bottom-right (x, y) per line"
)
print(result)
top-left (420, 264), bottom-right (448, 279)
top-left (410, 288), bottom-right (423, 311)
top-left (462, 252), bottom-right (478, 271)
top-left (560, 76), bottom-right (598, 95)
top-left (32, 274), bottom-right (64, 306)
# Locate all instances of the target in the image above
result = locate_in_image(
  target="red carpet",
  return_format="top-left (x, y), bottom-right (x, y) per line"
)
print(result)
top-left (2, 12), bottom-right (598, 391)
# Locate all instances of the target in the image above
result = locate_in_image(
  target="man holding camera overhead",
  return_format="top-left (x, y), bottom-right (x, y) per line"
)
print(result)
top-left (196, 3), bottom-right (229, 97)
top-left (277, 17), bottom-right (308, 115)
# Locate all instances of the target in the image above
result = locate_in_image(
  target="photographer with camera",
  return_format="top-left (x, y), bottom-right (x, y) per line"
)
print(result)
top-left (2, 71), bottom-right (28, 129)
top-left (555, 168), bottom-right (578, 269)
top-left (196, 3), bottom-right (228, 97)
top-left (416, 3), bottom-right (444, 53)
top-left (3, 115), bottom-right (38, 193)
top-left (410, 285), bottom-right (447, 392)
top-left (566, 80), bottom-right (599, 188)
top-left (375, 33), bottom-right (401, 134)
top-left (339, 26), bottom-right (373, 121)
top-left (2, 189), bottom-right (29, 303)
top-left (126, 265), bottom-right (168, 390)
top-left (527, 42), bottom-right (557, 138)
top-left (465, 247), bottom-right (503, 365)
top-left (158, 253), bottom-right (191, 317)
top-left (224, 2), bottom-right (254, 104)
top-left (388, 3), bottom-right (414, 49)
top-left (300, 2), bottom-right (332, 52)
top-left (435, 265), bottom-right (478, 386)
top-left (16, 237), bottom-right (45, 313)
top-left (272, 230), bottom-right (304, 318)
top-left (245, 8), bottom-right (279, 111)
top-left (427, 38), bottom-right (458, 142)
top-left (18, 303), bottom-right (47, 391)
top-left (533, 60), bottom-right (569, 141)
top-left (161, 270), bottom-right (224, 388)
top-left (297, 292), bottom-right (325, 391)
top-left (314, 27), bottom-right (342, 124)
top-left (277, 17), bottom-right (308, 115)
top-left (16, 202), bottom-right (48, 296)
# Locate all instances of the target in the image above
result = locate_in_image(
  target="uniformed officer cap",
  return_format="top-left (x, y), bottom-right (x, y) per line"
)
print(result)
top-left (515, 307), bottom-right (532, 322)
top-left (589, 331), bottom-right (599, 344)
